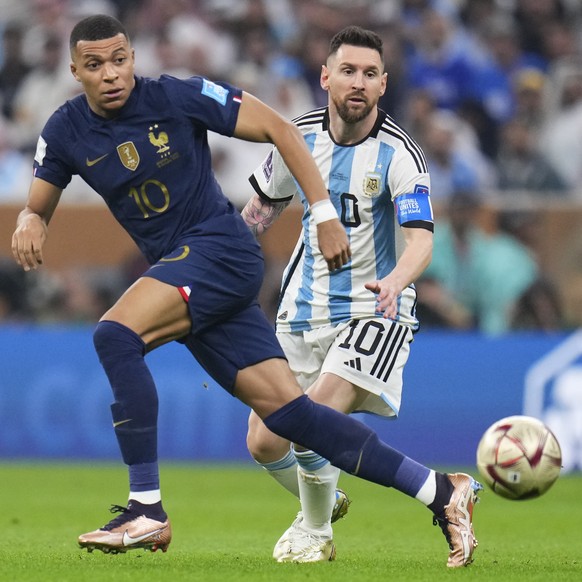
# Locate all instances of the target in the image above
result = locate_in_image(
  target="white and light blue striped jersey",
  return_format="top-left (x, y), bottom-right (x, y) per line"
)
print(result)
top-left (249, 107), bottom-right (432, 333)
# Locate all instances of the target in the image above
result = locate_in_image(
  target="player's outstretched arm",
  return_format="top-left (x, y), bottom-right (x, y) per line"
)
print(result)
top-left (233, 91), bottom-right (350, 270)
top-left (12, 178), bottom-right (62, 271)
top-left (365, 226), bottom-right (433, 319)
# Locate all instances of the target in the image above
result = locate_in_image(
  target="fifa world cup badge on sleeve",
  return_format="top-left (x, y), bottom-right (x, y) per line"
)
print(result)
top-left (201, 79), bottom-right (229, 106)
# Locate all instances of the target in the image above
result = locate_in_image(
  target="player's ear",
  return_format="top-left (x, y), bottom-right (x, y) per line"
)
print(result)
top-left (320, 65), bottom-right (330, 92)
top-left (70, 62), bottom-right (81, 82)
top-left (380, 71), bottom-right (388, 96)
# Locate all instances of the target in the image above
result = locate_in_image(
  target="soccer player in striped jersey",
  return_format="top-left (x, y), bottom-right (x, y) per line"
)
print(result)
top-left (244, 26), bottom-right (482, 566)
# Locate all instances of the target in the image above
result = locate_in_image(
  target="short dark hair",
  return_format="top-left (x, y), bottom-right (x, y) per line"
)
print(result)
top-left (69, 14), bottom-right (128, 51)
top-left (328, 26), bottom-right (384, 63)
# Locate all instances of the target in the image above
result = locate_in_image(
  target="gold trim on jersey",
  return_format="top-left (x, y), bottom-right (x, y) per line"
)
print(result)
top-left (160, 245), bottom-right (190, 262)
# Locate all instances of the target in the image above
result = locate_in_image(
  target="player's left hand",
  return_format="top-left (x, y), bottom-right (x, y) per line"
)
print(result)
top-left (12, 213), bottom-right (48, 272)
top-left (316, 219), bottom-right (351, 271)
top-left (364, 278), bottom-right (399, 319)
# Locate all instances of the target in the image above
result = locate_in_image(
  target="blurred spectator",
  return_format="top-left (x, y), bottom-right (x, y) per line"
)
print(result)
top-left (12, 33), bottom-right (80, 154)
top-left (471, 15), bottom-right (548, 155)
top-left (0, 258), bottom-right (28, 321)
top-left (0, 0), bottom-right (32, 25)
top-left (376, 23), bottom-right (409, 119)
top-left (540, 62), bottom-right (582, 193)
top-left (539, 19), bottom-right (581, 64)
top-left (495, 116), bottom-right (568, 196)
top-left (512, 68), bottom-right (548, 132)
top-left (23, 265), bottom-right (123, 324)
top-left (479, 15), bottom-right (548, 80)
top-left (295, 26), bottom-right (333, 107)
top-left (511, 0), bottom-right (572, 57)
top-left (0, 22), bottom-right (32, 120)
top-left (415, 275), bottom-right (474, 330)
top-left (420, 110), bottom-right (495, 202)
top-left (0, 116), bottom-right (31, 202)
top-left (21, 0), bottom-right (73, 68)
top-left (406, 7), bottom-right (513, 126)
top-left (510, 277), bottom-right (565, 332)
top-left (130, 0), bottom-right (236, 78)
top-left (497, 211), bottom-right (566, 331)
top-left (422, 191), bottom-right (539, 334)
top-left (402, 88), bottom-right (436, 137)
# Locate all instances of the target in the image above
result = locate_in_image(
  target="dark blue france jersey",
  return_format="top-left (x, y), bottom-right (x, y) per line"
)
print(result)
top-left (33, 75), bottom-right (244, 263)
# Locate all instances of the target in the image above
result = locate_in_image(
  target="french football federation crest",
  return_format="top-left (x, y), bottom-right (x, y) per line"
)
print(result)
top-left (117, 142), bottom-right (140, 171)
top-left (363, 172), bottom-right (381, 197)
top-left (148, 124), bottom-right (170, 155)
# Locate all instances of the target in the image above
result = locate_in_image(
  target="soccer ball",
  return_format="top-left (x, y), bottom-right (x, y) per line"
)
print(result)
top-left (476, 415), bottom-right (562, 500)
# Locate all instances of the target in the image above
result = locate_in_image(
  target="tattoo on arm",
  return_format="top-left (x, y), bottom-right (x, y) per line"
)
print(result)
top-left (241, 194), bottom-right (291, 237)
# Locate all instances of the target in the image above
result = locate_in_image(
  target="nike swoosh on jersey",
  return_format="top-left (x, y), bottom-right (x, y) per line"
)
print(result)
top-left (112, 418), bottom-right (132, 427)
top-left (86, 154), bottom-right (109, 166)
top-left (122, 526), bottom-right (167, 547)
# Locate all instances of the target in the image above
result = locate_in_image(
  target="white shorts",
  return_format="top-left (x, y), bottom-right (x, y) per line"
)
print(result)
top-left (277, 318), bottom-right (414, 418)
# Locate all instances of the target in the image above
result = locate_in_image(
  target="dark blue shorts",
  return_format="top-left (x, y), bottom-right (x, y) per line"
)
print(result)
top-left (144, 217), bottom-right (285, 392)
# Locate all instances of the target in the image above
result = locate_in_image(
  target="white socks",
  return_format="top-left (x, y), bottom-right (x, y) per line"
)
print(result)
top-left (260, 448), bottom-right (300, 497)
top-left (129, 489), bottom-right (161, 504)
top-left (415, 470), bottom-right (437, 506)
top-left (260, 448), bottom-right (339, 537)
top-left (295, 448), bottom-right (339, 536)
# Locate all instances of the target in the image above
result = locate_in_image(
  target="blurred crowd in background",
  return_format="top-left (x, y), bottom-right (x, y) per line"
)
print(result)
top-left (1, 0), bottom-right (582, 334)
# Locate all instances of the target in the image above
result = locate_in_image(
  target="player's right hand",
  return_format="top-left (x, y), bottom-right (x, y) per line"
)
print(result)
top-left (12, 214), bottom-right (48, 271)
top-left (316, 219), bottom-right (351, 271)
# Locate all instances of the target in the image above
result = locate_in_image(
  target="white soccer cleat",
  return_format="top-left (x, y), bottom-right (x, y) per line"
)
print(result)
top-left (273, 513), bottom-right (335, 563)
top-left (272, 512), bottom-right (302, 560)
top-left (273, 488), bottom-right (348, 561)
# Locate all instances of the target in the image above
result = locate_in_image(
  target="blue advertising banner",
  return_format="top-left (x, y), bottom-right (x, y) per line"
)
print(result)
top-left (0, 327), bottom-right (580, 470)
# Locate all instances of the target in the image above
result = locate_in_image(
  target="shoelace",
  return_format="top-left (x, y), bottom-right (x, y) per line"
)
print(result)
top-left (432, 515), bottom-right (453, 550)
top-left (288, 528), bottom-right (331, 551)
top-left (101, 504), bottom-right (135, 531)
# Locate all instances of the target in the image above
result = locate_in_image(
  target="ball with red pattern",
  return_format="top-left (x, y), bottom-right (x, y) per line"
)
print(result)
top-left (476, 415), bottom-right (562, 500)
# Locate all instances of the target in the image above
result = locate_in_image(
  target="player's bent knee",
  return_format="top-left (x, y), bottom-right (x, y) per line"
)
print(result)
top-left (93, 320), bottom-right (145, 361)
top-left (247, 413), bottom-right (290, 463)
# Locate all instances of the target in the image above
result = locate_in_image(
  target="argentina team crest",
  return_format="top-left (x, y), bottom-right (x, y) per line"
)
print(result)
top-left (363, 172), bottom-right (382, 197)
top-left (117, 141), bottom-right (140, 171)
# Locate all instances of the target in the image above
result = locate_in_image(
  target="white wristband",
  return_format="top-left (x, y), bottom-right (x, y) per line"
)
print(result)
top-left (311, 199), bottom-right (338, 225)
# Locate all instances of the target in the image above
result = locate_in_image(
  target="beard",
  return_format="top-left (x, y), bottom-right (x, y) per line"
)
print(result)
top-left (332, 93), bottom-right (375, 124)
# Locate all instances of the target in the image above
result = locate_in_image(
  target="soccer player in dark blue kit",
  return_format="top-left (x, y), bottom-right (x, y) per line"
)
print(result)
top-left (12, 15), bottom-right (481, 566)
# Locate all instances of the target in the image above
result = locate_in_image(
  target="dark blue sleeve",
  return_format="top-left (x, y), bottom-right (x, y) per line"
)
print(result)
top-left (158, 75), bottom-right (242, 137)
top-left (32, 109), bottom-right (75, 190)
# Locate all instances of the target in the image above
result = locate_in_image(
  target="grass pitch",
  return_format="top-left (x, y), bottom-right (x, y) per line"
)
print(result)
top-left (1, 462), bottom-right (580, 581)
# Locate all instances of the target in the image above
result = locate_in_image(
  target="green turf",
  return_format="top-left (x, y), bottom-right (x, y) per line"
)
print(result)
top-left (1, 462), bottom-right (580, 581)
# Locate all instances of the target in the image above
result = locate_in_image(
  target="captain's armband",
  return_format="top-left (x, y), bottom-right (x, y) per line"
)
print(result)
top-left (395, 186), bottom-right (433, 226)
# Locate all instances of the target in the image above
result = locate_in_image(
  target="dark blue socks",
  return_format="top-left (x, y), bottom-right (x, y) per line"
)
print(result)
top-left (264, 395), bottom-right (430, 498)
top-left (93, 321), bottom-right (159, 491)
